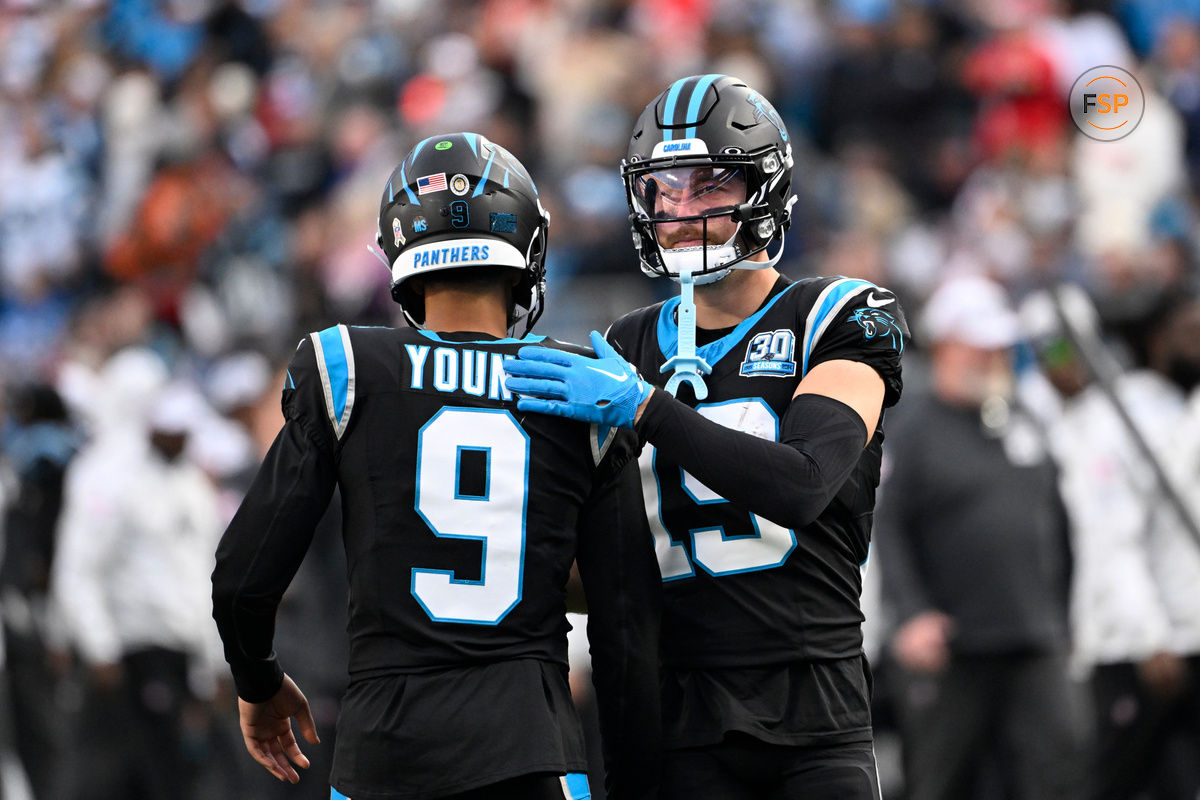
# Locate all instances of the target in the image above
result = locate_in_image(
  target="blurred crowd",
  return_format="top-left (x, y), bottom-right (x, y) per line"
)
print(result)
top-left (1, 0), bottom-right (1199, 798)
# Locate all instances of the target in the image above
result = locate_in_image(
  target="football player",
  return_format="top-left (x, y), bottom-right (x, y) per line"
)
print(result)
top-left (504, 76), bottom-right (907, 799)
top-left (212, 133), bottom-right (661, 800)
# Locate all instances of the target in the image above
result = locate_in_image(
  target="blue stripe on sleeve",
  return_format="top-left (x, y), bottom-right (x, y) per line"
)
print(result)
top-left (801, 278), bottom-right (873, 375)
top-left (317, 326), bottom-right (349, 423)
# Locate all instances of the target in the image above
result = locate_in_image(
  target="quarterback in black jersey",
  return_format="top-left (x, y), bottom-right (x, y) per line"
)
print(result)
top-left (212, 133), bottom-right (661, 800)
top-left (505, 76), bottom-right (907, 799)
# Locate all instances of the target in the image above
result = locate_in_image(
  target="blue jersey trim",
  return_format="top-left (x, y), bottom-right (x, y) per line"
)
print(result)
top-left (330, 787), bottom-right (350, 800)
top-left (317, 326), bottom-right (350, 423)
top-left (655, 282), bottom-right (801, 370)
top-left (800, 278), bottom-right (874, 376)
top-left (564, 772), bottom-right (591, 799)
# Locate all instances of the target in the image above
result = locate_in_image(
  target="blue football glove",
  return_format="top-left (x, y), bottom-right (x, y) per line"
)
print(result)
top-left (504, 331), bottom-right (653, 429)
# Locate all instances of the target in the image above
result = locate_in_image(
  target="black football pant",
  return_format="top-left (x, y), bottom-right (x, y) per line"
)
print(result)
top-left (660, 733), bottom-right (881, 800)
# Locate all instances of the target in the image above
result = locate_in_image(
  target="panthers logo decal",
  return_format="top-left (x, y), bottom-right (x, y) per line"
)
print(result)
top-left (851, 308), bottom-right (904, 352)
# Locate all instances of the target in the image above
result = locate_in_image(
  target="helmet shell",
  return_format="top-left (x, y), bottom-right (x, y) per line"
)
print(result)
top-left (622, 75), bottom-right (795, 281)
top-left (377, 132), bottom-right (549, 331)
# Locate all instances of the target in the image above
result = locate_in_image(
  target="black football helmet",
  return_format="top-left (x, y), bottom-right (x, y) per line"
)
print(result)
top-left (621, 74), bottom-right (796, 284)
top-left (377, 132), bottom-right (550, 334)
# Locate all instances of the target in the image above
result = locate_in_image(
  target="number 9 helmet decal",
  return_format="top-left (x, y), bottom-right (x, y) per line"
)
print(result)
top-left (621, 75), bottom-right (796, 285)
top-left (377, 132), bottom-right (550, 335)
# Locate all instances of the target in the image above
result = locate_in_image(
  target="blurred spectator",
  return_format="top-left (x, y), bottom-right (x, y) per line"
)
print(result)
top-left (0, 382), bottom-right (80, 800)
top-left (1019, 286), bottom-right (1200, 800)
top-left (52, 362), bottom-right (225, 800)
top-left (874, 276), bottom-right (1087, 800)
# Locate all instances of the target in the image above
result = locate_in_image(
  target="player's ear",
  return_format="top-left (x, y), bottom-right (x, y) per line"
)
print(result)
top-left (409, 278), bottom-right (425, 296)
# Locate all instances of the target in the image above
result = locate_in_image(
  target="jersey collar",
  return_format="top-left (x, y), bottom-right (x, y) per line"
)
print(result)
top-left (656, 281), bottom-right (801, 367)
top-left (418, 330), bottom-right (547, 345)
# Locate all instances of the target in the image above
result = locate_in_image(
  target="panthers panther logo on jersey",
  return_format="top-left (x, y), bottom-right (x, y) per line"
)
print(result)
top-left (851, 308), bottom-right (905, 353)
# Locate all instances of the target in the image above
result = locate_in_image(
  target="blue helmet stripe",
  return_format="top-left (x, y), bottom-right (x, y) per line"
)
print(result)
top-left (661, 78), bottom-right (689, 141)
top-left (463, 132), bottom-right (478, 155)
top-left (472, 150), bottom-right (496, 198)
top-left (411, 136), bottom-right (432, 162)
top-left (684, 73), bottom-right (724, 139)
top-left (399, 162), bottom-right (418, 202)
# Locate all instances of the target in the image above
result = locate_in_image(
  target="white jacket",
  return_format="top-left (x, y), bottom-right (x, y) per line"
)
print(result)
top-left (52, 432), bottom-right (225, 678)
top-left (1042, 371), bottom-right (1200, 671)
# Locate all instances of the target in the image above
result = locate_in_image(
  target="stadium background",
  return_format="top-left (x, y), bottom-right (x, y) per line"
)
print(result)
top-left (0, 0), bottom-right (1197, 798)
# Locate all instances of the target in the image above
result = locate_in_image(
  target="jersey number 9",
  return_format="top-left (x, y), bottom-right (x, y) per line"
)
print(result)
top-left (412, 408), bottom-right (529, 624)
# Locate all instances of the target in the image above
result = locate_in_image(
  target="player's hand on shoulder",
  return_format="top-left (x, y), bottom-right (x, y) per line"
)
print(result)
top-left (505, 331), bottom-right (652, 429)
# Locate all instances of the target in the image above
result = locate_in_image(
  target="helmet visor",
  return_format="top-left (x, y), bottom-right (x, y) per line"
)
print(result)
top-left (631, 165), bottom-right (747, 221)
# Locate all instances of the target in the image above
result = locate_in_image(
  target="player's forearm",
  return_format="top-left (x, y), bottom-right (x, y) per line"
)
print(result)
top-left (636, 390), bottom-right (868, 529)
top-left (212, 422), bottom-right (335, 702)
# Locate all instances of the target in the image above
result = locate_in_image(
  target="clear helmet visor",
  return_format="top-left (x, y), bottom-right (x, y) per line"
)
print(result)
top-left (631, 165), bottom-right (748, 248)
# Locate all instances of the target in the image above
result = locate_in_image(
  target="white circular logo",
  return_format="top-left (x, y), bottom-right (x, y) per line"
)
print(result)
top-left (1069, 66), bottom-right (1145, 142)
top-left (449, 174), bottom-right (470, 196)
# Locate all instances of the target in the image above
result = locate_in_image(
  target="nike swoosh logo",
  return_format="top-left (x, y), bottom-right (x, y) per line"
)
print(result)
top-left (587, 365), bottom-right (630, 382)
top-left (865, 292), bottom-right (894, 307)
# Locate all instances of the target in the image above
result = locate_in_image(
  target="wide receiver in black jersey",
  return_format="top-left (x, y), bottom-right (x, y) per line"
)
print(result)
top-left (212, 133), bottom-right (661, 800)
top-left (504, 76), bottom-right (908, 799)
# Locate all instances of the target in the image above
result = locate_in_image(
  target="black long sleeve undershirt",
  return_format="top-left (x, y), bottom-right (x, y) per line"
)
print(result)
top-left (211, 420), bottom-right (337, 702)
top-left (636, 390), bottom-right (869, 530)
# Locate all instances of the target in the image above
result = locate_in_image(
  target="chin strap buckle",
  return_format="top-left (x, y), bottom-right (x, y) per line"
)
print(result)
top-left (662, 266), bottom-right (712, 400)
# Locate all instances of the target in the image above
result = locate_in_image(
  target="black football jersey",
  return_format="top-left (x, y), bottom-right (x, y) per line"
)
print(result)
top-left (608, 275), bottom-right (907, 669)
top-left (213, 325), bottom-right (658, 798)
